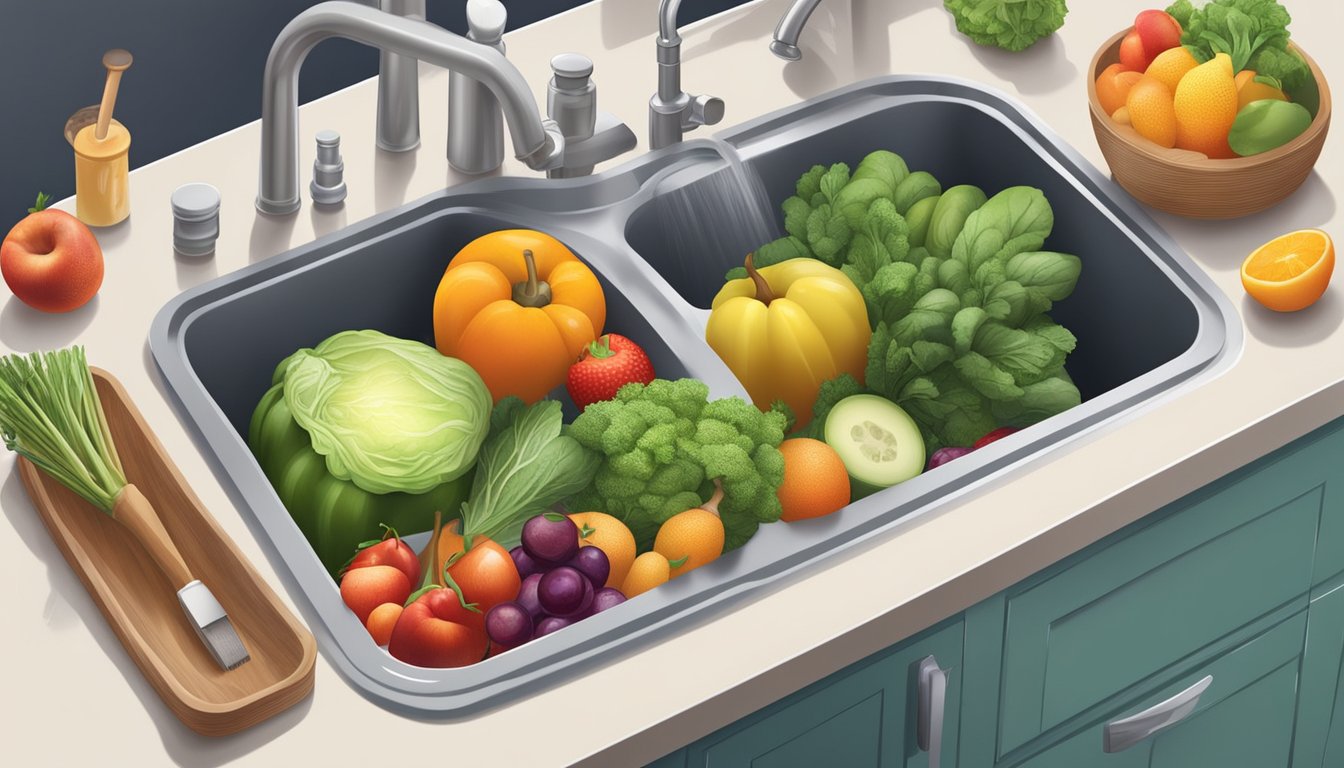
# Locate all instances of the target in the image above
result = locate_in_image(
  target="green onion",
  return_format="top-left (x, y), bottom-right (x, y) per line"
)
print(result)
top-left (0, 347), bottom-right (126, 511)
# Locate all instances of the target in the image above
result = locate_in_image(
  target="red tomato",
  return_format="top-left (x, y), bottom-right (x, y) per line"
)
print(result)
top-left (1134, 10), bottom-right (1182, 58)
top-left (344, 535), bottom-right (421, 587)
top-left (1119, 30), bottom-right (1153, 72)
top-left (437, 530), bottom-right (523, 613)
top-left (388, 588), bottom-right (488, 668)
top-left (340, 565), bottom-right (411, 624)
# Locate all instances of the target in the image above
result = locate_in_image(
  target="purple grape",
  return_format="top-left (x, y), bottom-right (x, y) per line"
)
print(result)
top-left (521, 513), bottom-right (580, 564)
top-left (588, 587), bottom-right (626, 616)
top-left (485, 601), bottom-right (534, 647)
top-left (927, 446), bottom-right (973, 471)
top-left (534, 616), bottom-right (571, 637)
top-left (567, 545), bottom-right (611, 589)
top-left (516, 572), bottom-right (546, 619)
top-left (510, 546), bottom-right (543, 579)
top-left (538, 566), bottom-right (589, 616)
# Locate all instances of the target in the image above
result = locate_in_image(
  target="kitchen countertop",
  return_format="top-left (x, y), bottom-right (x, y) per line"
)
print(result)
top-left (4, 0), bottom-right (1343, 765)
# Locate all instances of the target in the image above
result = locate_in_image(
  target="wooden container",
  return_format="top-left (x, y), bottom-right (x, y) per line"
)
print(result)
top-left (16, 369), bottom-right (316, 736)
top-left (1087, 30), bottom-right (1331, 219)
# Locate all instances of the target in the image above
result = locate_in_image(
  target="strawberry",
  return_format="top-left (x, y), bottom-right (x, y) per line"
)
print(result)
top-left (566, 334), bottom-right (656, 410)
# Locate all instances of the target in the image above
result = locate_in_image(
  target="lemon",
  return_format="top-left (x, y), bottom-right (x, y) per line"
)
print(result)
top-left (1174, 53), bottom-right (1239, 158)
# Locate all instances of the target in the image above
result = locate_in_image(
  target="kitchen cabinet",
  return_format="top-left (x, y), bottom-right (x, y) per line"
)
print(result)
top-left (650, 618), bottom-right (964, 768)
top-left (650, 418), bottom-right (1344, 767)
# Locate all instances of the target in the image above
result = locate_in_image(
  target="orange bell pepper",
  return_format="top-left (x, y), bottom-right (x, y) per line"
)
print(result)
top-left (433, 230), bottom-right (606, 403)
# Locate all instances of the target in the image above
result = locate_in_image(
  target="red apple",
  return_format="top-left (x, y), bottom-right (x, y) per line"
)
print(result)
top-left (343, 534), bottom-right (420, 588)
top-left (1, 196), bottom-right (104, 313)
top-left (388, 587), bottom-right (488, 668)
top-left (1118, 29), bottom-right (1154, 72)
top-left (1134, 10), bottom-right (1182, 58)
top-left (339, 565), bottom-right (411, 624)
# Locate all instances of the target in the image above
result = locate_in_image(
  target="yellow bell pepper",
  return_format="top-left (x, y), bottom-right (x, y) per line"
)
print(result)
top-left (706, 256), bottom-right (870, 428)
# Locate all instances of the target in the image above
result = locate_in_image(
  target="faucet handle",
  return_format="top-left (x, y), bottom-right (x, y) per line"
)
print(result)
top-left (684, 94), bottom-right (725, 130)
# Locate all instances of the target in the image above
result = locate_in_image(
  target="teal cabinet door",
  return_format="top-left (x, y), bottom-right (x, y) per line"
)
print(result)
top-left (676, 620), bottom-right (963, 768)
top-left (1016, 609), bottom-right (1307, 768)
top-left (1298, 576), bottom-right (1344, 767)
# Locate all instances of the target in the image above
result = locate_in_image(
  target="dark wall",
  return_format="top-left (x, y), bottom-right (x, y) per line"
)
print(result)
top-left (0, 0), bottom-right (745, 228)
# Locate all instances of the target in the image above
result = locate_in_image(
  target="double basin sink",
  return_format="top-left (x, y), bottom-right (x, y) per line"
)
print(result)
top-left (150, 76), bottom-right (1238, 715)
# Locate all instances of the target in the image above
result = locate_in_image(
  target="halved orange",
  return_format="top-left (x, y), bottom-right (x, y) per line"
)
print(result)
top-left (1241, 229), bottom-right (1335, 312)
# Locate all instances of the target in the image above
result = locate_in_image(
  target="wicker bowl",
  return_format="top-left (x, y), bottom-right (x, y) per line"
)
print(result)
top-left (1087, 30), bottom-right (1331, 219)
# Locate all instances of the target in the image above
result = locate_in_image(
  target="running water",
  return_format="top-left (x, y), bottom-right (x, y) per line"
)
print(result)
top-left (649, 145), bottom-right (781, 307)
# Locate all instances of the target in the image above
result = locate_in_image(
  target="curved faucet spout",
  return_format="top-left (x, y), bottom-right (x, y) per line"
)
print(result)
top-left (771, 0), bottom-right (825, 61)
top-left (258, 1), bottom-right (562, 215)
top-left (658, 0), bottom-right (685, 47)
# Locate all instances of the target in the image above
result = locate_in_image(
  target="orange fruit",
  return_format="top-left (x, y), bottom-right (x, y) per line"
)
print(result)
top-left (1174, 53), bottom-right (1239, 158)
top-left (365, 602), bottom-right (403, 646)
top-left (653, 496), bottom-right (725, 579)
top-left (777, 438), bottom-right (851, 522)
top-left (569, 511), bottom-right (637, 589)
top-left (1145, 46), bottom-right (1198, 94)
top-left (1241, 229), bottom-right (1335, 312)
top-left (1127, 76), bottom-right (1178, 148)
top-left (1234, 69), bottom-right (1288, 110)
top-left (621, 552), bottom-right (671, 597)
top-left (1096, 64), bottom-right (1143, 116)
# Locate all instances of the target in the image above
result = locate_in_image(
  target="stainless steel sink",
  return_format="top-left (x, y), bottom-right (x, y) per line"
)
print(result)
top-left (150, 75), bottom-right (1239, 715)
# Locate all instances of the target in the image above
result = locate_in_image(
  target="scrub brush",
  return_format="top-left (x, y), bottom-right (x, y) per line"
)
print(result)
top-left (0, 347), bottom-right (250, 670)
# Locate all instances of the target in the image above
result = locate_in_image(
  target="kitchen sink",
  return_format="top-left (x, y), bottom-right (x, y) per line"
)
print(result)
top-left (150, 76), bottom-right (1239, 715)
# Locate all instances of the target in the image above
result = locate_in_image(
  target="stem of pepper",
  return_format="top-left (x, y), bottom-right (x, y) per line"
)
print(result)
top-left (510, 249), bottom-right (554, 308)
top-left (744, 254), bottom-right (775, 306)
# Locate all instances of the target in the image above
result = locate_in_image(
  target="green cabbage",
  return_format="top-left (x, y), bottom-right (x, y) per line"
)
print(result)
top-left (944, 0), bottom-right (1068, 52)
top-left (276, 329), bottom-right (491, 495)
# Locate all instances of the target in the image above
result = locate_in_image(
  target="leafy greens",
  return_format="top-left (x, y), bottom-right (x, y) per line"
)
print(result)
top-left (943, 0), bottom-right (1069, 53)
top-left (1165, 0), bottom-right (1311, 98)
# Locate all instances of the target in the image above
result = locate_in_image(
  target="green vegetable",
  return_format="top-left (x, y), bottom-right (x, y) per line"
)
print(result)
top-left (1229, 99), bottom-right (1312, 156)
top-left (943, 0), bottom-right (1069, 52)
top-left (249, 329), bottom-right (490, 575)
top-left (276, 329), bottom-right (491, 494)
top-left (250, 383), bottom-right (472, 576)
top-left (458, 397), bottom-right (599, 545)
top-left (823, 394), bottom-right (925, 497)
top-left (1166, 0), bottom-right (1310, 104)
top-left (892, 172), bottom-right (942, 216)
top-left (567, 378), bottom-right (787, 551)
top-left (861, 187), bottom-right (1081, 449)
top-left (926, 185), bottom-right (988, 260)
top-left (904, 194), bottom-right (941, 248)
top-left (0, 347), bottom-right (125, 511)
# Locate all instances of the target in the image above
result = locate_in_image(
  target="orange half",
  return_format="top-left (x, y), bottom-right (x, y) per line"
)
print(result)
top-left (1241, 229), bottom-right (1335, 312)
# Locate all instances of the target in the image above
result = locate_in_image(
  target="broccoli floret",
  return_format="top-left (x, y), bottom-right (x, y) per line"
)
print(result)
top-left (569, 378), bottom-right (787, 551)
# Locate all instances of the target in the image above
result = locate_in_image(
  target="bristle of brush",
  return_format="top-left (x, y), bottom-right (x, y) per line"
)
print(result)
top-left (199, 617), bottom-right (251, 671)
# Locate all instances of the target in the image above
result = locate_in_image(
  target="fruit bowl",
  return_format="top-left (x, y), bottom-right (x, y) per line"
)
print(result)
top-left (1088, 30), bottom-right (1331, 219)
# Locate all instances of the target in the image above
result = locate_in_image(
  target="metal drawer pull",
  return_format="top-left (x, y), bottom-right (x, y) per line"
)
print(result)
top-left (917, 656), bottom-right (948, 768)
top-left (1103, 674), bottom-right (1213, 753)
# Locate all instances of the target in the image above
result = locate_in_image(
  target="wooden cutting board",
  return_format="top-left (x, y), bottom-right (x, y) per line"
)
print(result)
top-left (17, 368), bottom-right (316, 736)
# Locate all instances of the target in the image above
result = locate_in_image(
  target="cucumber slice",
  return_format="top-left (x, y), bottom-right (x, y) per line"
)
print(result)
top-left (823, 395), bottom-right (925, 498)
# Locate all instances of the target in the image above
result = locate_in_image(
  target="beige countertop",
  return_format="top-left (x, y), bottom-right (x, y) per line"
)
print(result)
top-left (4, 0), bottom-right (1343, 765)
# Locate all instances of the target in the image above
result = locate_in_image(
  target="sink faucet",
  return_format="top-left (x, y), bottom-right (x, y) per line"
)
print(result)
top-left (376, 0), bottom-right (425, 152)
top-left (257, 1), bottom-right (564, 215)
top-left (770, 0), bottom-right (824, 61)
top-left (648, 0), bottom-right (725, 150)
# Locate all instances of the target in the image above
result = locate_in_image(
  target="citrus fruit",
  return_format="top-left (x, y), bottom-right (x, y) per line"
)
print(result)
top-left (622, 552), bottom-right (671, 597)
top-left (1145, 46), bottom-right (1197, 94)
top-left (777, 438), bottom-right (852, 522)
top-left (569, 511), bottom-right (636, 589)
top-left (1235, 70), bottom-right (1288, 110)
top-left (1174, 53), bottom-right (1239, 158)
top-left (1127, 75), bottom-right (1178, 148)
top-left (1113, 106), bottom-right (1132, 125)
top-left (1096, 64), bottom-right (1143, 116)
top-left (1241, 229), bottom-right (1335, 312)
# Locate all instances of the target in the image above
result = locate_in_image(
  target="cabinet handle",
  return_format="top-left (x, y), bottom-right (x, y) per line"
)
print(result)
top-left (917, 655), bottom-right (948, 768)
top-left (1103, 674), bottom-right (1213, 753)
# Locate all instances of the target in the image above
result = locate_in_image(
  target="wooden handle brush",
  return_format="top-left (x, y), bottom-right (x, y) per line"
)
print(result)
top-left (0, 348), bottom-right (249, 671)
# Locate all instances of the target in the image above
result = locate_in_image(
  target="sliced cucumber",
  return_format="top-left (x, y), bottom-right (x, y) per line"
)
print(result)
top-left (823, 395), bottom-right (925, 498)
